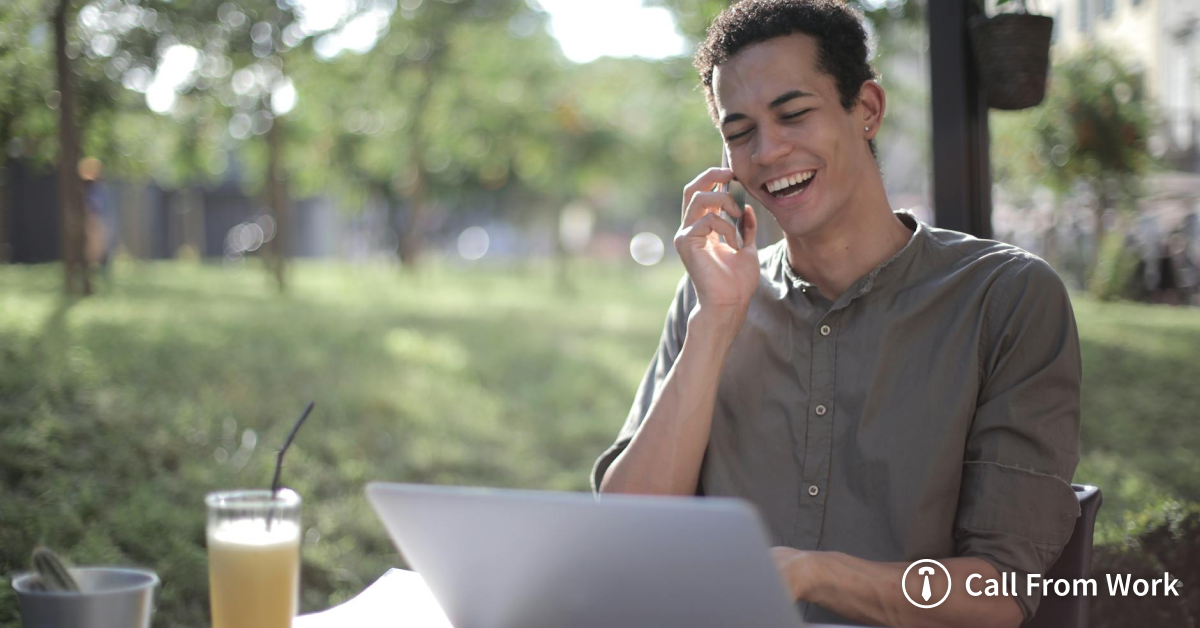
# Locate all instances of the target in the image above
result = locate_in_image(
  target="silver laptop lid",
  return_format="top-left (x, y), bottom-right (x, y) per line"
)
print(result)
top-left (366, 482), bottom-right (804, 628)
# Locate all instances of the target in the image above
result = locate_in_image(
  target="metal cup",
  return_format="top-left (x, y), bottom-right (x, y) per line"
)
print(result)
top-left (12, 567), bottom-right (159, 628)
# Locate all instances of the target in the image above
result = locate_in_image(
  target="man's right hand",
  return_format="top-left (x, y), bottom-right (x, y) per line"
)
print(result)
top-left (675, 167), bottom-right (760, 336)
top-left (601, 167), bottom-right (759, 496)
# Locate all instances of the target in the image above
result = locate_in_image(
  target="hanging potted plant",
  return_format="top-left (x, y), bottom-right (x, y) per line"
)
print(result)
top-left (968, 0), bottom-right (1055, 110)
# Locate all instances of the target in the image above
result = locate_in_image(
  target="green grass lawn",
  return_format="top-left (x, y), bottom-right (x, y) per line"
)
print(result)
top-left (1, 259), bottom-right (1198, 627)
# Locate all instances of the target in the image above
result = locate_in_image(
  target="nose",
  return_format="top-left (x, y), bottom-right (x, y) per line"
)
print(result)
top-left (751, 123), bottom-right (792, 166)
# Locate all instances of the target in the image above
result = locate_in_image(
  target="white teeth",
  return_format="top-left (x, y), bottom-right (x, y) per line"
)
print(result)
top-left (767, 171), bottom-right (814, 193)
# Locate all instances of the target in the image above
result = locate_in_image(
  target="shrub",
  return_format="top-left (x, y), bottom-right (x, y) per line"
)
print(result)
top-left (1090, 500), bottom-right (1200, 627)
top-left (1088, 231), bottom-right (1142, 301)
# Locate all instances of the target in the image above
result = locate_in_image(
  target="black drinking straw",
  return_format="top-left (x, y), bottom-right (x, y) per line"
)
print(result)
top-left (267, 401), bottom-right (315, 530)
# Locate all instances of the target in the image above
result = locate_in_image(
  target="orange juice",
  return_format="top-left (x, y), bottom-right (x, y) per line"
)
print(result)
top-left (207, 519), bottom-right (300, 628)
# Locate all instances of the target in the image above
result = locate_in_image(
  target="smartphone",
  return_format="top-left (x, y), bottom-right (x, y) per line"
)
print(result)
top-left (716, 147), bottom-right (744, 248)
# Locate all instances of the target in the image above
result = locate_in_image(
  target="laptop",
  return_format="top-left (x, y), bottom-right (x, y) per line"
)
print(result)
top-left (366, 482), bottom-right (805, 628)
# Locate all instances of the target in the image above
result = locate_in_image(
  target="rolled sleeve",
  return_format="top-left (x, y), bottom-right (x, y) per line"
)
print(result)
top-left (591, 275), bottom-right (696, 494)
top-left (954, 257), bottom-right (1082, 621)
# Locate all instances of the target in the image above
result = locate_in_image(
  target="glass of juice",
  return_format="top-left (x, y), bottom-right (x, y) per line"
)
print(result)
top-left (206, 489), bottom-right (302, 628)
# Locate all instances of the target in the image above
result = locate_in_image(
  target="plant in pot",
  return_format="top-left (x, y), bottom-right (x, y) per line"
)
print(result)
top-left (11, 547), bottom-right (159, 628)
top-left (969, 0), bottom-right (1055, 110)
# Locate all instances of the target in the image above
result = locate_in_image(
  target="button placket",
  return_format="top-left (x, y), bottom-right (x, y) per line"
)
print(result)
top-left (794, 311), bottom-right (837, 546)
top-left (813, 317), bottom-right (834, 420)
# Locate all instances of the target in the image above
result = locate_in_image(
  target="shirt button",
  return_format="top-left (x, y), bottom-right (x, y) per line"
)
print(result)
top-left (820, 324), bottom-right (831, 336)
top-left (815, 404), bottom-right (827, 416)
top-left (808, 485), bottom-right (820, 497)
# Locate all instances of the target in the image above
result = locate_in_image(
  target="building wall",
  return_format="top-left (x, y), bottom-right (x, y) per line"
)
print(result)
top-left (1158, 0), bottom-right (1199, 156)
top-left (1040, 0), bottom-right (1200, 165)
top-left (1045, 0), bottom-right (1162, 93)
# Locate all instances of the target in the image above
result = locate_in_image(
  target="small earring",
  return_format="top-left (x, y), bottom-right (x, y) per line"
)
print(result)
top-left (864, 126), bottom-right (870, 132)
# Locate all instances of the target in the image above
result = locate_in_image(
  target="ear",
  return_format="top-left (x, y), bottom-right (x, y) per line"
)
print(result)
top-left (855, 80), bottom-right (886, 140)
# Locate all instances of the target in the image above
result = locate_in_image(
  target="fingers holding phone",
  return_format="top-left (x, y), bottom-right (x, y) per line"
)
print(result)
top-left (678, 167), bottom-right (756, 247)
top-left (718, 148), bottom-right (744, 249)
top-left (674, 164), bottom-right (760, 318)
top-left (682, 190), bottom-right (742, 234)
top-left (678, 211), bottom-right (742, 251)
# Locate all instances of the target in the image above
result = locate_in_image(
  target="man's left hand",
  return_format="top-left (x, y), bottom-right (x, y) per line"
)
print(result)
top-left (769, 546), bottom-right (811, 600)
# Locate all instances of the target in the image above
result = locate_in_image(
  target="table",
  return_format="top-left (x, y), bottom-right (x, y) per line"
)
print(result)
top-left (296, 569), bottom-right (865, 628)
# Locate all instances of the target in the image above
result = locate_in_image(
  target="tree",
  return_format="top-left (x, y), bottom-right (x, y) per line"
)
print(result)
top-left (55, 0), bottom-right (361, 290)
top-left (0, 1), bottom-right (57, 263)
top-left (993, 44), bottom-right (1153, 282)
top-left (287, 0), bottom-right (584, 268)
top-left (128, 0), bottom-right (311, 290)
top-left (54, 0), bottom-right (93, 295)
top-left (1035, 45), bottom-right (1152, 247)
top-left (367, 0), bottom-right (534, 268)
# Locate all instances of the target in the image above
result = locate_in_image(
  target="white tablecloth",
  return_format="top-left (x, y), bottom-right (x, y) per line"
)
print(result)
top-left (295, 569), bottom-right (452, 628)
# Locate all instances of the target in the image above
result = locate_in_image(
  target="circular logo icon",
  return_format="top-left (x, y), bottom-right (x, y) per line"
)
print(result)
top-left (902, 559), bottom-right (952, 609)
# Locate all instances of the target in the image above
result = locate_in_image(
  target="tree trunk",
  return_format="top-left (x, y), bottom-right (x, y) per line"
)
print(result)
top-left (0, 166), bottom-right (7, 265)
top-left (1090, 184), bottom-right (1108, 274)
top-left (1042, 191), bottom-right (1062, 272)
top-left (378, 182), bottom-right (401, 262)
top-left (554, 205), bottom-right (577, 295)
top-left (0, 112), bottom-right (11, 263)
top-left (398, 167), bottom-right (427, 269)
top-left (55, 0), bottom-right (90, 295)
top-left (122, 176), bottom-right (147, 259)
top-left (0, 168), bottom-right (6, 264)
top-left (266, 112), bottom-right (288, 292)
top-left (397, 60), bottom-right (439, 271)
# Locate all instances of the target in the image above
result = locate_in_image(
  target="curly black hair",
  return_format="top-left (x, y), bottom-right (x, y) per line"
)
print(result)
top-left (694, 0), bottom-right (879, 155)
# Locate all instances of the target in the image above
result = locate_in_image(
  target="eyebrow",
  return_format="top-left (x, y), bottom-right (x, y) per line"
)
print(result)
top-left (720, 89), bottom-right (816, 126)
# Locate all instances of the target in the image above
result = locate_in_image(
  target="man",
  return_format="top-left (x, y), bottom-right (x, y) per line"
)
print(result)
top-left (591, 1), bottom-right (1081, 627)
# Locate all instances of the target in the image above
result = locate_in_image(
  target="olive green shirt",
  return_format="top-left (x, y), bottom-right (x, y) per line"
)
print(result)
top-left (592, 211), bottom-right (1081, 625)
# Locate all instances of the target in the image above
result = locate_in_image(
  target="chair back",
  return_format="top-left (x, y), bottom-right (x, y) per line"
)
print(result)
top-left (1026, 484), bottom-right (1103, 628)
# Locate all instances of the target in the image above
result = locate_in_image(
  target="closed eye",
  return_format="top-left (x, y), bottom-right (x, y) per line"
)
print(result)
top-left (725, 108), bottom-right (813, 141)
top-left (724, 128), bottom-right (753, 142)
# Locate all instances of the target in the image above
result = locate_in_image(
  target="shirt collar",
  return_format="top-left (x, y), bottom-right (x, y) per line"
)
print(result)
top-left (774, 209), bottom-right (924, 302)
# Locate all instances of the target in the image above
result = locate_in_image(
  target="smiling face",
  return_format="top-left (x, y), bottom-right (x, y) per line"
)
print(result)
top-left (713, 33), bottom-right (881, 238)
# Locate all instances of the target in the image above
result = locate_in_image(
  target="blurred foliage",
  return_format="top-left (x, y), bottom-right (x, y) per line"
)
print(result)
top-left (1090, 500), bottom-right (1200, 627)
top-left (0, 0), bottom-right (316, 184)
top-left (0, 0), bottom-right (735, 261)
top-left (1036, 45), bottom-right (1154, 202)
top-left (282, 4), bottom-right (693, 219)
top-left (992, 44), bottom-right (1154, 205)
top-left (646, 0), bottom-right (732, 42)
top-left (650, 0), bottom-right (925, 45)
top-left (1070, 295), bottom-right (1200, 524)
top-left (991, 43), bottom-right (1156, 299)
top-left (1089, 230), bottom-right (1142, 302)
top-left (1, 0), bottom-right (933, 256)
top-left (1, 262), bottom-right (1199, 624)
top-left (0, 1), bottom-right (57, 166)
